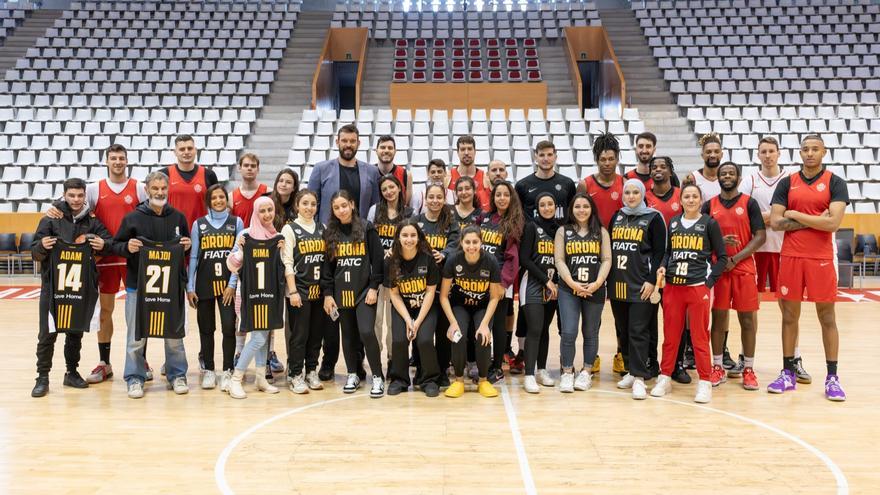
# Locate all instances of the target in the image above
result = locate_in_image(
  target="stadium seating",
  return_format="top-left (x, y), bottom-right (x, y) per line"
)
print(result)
top-left (0, 2), bottom-right (34, 45)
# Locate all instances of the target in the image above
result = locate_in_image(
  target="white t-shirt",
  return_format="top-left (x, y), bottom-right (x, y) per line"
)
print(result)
top-left (692, 169), bottom-right (721, 201)
top-left (409, 183), bottom-right (456, 215)
top-left (739, 167), bottom-right (792, 253)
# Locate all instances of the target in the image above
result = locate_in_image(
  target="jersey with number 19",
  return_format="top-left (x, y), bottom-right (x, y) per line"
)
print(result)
top-left (136, 239), bottom-right (186, 339)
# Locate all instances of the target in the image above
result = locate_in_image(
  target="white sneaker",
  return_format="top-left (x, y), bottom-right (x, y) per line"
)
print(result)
top-left (201, 370), bottom-right (217, 390)
top-left (219, 370), bottom-right (232, 392)
top-left (617, 373), bottom-right (635, 389)
top-left (370, 375), bottom-right (384, 398)
top-left (289, 374), bottom-right (308, 394)
top-left (255, 368), bottom-right (279, 394)
top-left (343, 373), bottom-right (360, 393)
top-left (536, 369), bottom-right (555, 387)
top-left (523, 375), bottom-right (540, 393)
top-left (86, 361), bottom-right (113, 384)
top-left (574, 369), bottom-right (592, 391)
top-left (305, 370), bottom-right (324, 390)
top-left (651, 375), bottom-right (672, 397)
top-left (171, 377), bottom-right (188, 395)
top-left (229, 370), bottom-right (247, 399)
top-left (632, 377), bottom-right (647, 400)
top-left (127, 381), bottom-right (144, 399)
top-left (694, 380), bottom-right (712, 403)
top-left (160, 363), bottom-right (166, 376)
top-left (559, 372), bottom-right (575, 393)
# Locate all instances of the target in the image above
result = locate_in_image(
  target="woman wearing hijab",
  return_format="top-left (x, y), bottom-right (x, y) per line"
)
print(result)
top-left (609, 179), bottom-right (667, 400)
top-left (226, 196), bottom-right (284, 399)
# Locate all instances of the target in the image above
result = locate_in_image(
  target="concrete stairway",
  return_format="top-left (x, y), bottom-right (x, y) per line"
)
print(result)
top-left (360, 40), bottom-right (394, 108)
top-left (598, 7), bottom-right (701, 172)
top-left (245, 11), bottom-right (332, 185)
top-left (0, 9), bottom-right (64, 78)
top-left (538, 39), bottom-right (578, 107)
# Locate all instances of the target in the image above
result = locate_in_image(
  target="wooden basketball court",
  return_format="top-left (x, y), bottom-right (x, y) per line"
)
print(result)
top-left (2, 287), bottom-right (878, 494)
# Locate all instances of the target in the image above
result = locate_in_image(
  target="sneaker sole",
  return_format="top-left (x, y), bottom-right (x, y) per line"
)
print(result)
top-left (743, 384), bottom-right (759, 391)
top-left (796, 376), bottom-right (812, 384)
top-left (826, 395), bottom-right (846, 402)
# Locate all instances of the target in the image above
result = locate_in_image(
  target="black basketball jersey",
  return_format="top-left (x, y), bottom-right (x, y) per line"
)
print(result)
top-left (454, 208), bottom-right (482, 232)
top-left (331, 227), bottom-right (372, 309)
top-left (240, 235), bottom-right (286, 332)
top-left (520, 223), bottom-right (557, 305)
top-left (374, 211), bottom-right (408, 251)
top-left (666, 214), bottom-right (714, 286)
top-left (136, 239), bottom-right (186, 340)
top-left (289, 222), bottom-right (325, 301)
top-left (561, 227), bottom-right (606, 302)
top-left (417, 213), bottom-right (459, 255)
top-left (479, 213), bottom-right (507, 268)
top-left (48, 240), bottom-right (98, 333)
top-left (384, 251), bottom-right (440, 317)
top-left (442, 251), bottom-right (500, 309)
top-left (609, 211), bottom-right (661, 302)
top-left (194, 215), bottom-right (237, 299)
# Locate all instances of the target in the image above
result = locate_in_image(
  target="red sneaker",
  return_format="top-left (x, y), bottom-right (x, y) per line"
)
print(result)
top-left (710, 364), bottom-right (728, 387)
top-left (86, 362), bottom-right (113, 384)
top-left (509, 352), bottom-right (525, 375)
top-left (742, 367), bottom-right (759, 390)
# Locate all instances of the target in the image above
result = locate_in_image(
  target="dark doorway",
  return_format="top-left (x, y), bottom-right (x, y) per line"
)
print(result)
top-left (577, 61), bottom-right (600, 110)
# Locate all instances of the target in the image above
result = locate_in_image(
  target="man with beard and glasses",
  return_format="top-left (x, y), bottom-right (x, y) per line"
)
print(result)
top-left (309, 124), bottom-right (380, 225)
top-left (685, 133), bottom-right (723, 201)
top-left (515, 140), bottom-right (576, 220)
top-left (375, 135), bottom-right (412, 205)
top-left (626, 132), bottom-right (680, 189)
top-left (448, 135), bottom-right (492, 211)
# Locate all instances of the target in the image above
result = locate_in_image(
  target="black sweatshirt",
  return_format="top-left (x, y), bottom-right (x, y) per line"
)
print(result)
top-left (32, 202), bottom-right (114, 280)
top-left (320, 221), bottom-right (384, 298)
top-left (663, 213), bottom-right (727, 289)
top-left (112, 201), bottom-right (191, 290)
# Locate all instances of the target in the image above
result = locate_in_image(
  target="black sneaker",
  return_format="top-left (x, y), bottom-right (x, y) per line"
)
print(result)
top-left (727, 354), bottom-right (745, 378)
top-left (682, 346), bottom-right (696, 370)
top-left (437, 374), bottom-right (450, 388)
top-left (265, 366), bottom-right (275, 384)
top-left (423, 382), bottom-right (440, 397)
top-left (318, 366), bottom-right (335, 382)
top-left (672, 366), bottom-right (692, 384)
top-left (63, 371), bottom-right (88, 389)
top-left (794, 357), bottom-right (812, 384)
top-left (31, 376), bottom-right (49, 397)
top-left (722, 347), bottom-right (737, 370)
top-left (387, 381), bottom-right (407, 396)
top-left (488, 367), bottom-right (504, 384)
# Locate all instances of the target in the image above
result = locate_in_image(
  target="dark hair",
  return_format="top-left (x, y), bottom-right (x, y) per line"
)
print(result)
top-left (63, 178), bottom-right (87, 192)
top-left (454, 175), bottom-right (477, 207)
top-left (489, 181), bottom-right (524, 242)
top-left (680, 182), bottom-right (703, 200)
top-left (271, 169), bottom-right (300, 230)
top-left (758, 136), bottom-right (779, 151)
top-left (565, 192), bottom-right (602, 238)
top-left (376, 135), bottom-right (396, 147)
top-left (106, 143), bottom-right (127, 157)
top-left (801, 134), bottom-right (825, 146)
top-left (459, 225), bottom-right (482, 247)
top-left (174, 134), bottom-right (194, 145)
top-left (534, 192), bottom-right (557, 220)
top-left (205, 183), bottom-right (228, 209)
top-left (428, 158), bottom-right (446, 171)
top-left (649, 156), bottom-right (675, 172)
top-left (337, 124), bottom-right (359, 137)
top-left (718, 161), bottom-right (740, 179)
top-left (387, 219), bottom-right (433, 281)
top-left (635, 132), bottom-right (657, 146)
top-left (293, 189), bottom-right (318, 215)
top-left (534, 140), bottom-right (556, 154)
top-left (592, 132), bottom-right (620, 162)
top-left (456, 135), bottom-right (476, 150)
top-left (698, 133), bottom-right (722, 149)
top-left (238, 152), bottom-right (260, 167)
top-left (376, 175), bottom-right (406, 225)
top-left (324, 190), bottom-right (366, 261)
top-left (424, 183), bottom-right (453, 232)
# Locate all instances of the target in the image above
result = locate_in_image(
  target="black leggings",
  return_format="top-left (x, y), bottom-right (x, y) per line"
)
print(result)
top-left (490, 297), bottom-right (511, 370)
top-left (450, 306), bottom-right (492, 378)
top-left (521, 301), bottom-right (555, 376)
top-left (339, 301), bottom-right (383, 378)
top-left (196, 297), bottom-right (236, 371)
top-left (431, 298), bottom-right (451, 376)
top-left (610, 299), bottom-right (654, 379)
top-left (287, 298), bottom-right (327, 377)
top-left (389, 306), bottom-right (440, 386)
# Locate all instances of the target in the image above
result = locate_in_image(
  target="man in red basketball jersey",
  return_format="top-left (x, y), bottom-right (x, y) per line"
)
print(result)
top-left (769, 135), bottom-right (848, 401)
top-left (645, 156), bottom-right (682, 226)
top-left (375, 135), bottom-right (412, 205)
top-left (576, 132), bottom-right (624, 229)
top-left (160, 135), bottom-right (219, 229)
top-left (448, 135), bottom-right (492, 211)
top-left (230, 153), bottom-right (268, 228)
top-left (705, 162), bottom-right (766, 391)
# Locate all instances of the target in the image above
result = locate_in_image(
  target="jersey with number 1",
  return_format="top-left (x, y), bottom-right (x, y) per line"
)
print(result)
top-left (240, 235), bottom-right (286, 332)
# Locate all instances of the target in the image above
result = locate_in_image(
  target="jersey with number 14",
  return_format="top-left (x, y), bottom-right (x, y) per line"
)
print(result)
top-left (136, 239), bottom-right (186, 339)
top-left (48, 240), bottom-right (98, 333)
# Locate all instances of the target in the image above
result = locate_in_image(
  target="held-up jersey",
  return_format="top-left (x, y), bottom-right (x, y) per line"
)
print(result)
top-left (290, 223), bottom-right (325, 300)
top-left (582, 174), bottom-right (624, 229)
top-left (384, 251), bottom-right (440, 317)
top-left (194, 215), bottom-right (237, 299)
top-left (331, 229), bottom-right (372, 309)
top-left (443, 251), bottom-right (500, 309)
top-left (136, 239), bottom-right (186, 339)
top-left (561, 227), bottom-right (606, 302)
top-left (665, 214), bottom-right (726, 288)
top-left (240, 235), bottom-right (286, 332)
top-left (706, 193), bottom-right (764, 275)
top-left (609, 210), bottom-right (664, 302)
top-left (48, 240), bottom-right (98, 333)
top-left (519, 222), bottom-right (557, 305)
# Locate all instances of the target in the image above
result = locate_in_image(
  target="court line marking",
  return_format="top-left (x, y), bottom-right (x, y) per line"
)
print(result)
top-left (591, 389), bottom-right (849, 495)
top-left (501, 385), bottom-right (538, 495)
top-left (214, 394), bottom-right (364, 495)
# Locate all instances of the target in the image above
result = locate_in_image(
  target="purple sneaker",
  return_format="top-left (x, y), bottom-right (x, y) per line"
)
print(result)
top-left (824, 375), bottom-right (846, 402)
top-left (767, 369), bottom-right (796, 394)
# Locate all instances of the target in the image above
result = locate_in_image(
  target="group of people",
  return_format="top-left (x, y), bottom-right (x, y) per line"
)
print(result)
top-left (31, 125), bottom-right (848, 403)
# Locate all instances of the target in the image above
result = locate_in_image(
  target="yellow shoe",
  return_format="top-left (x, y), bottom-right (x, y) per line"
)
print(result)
top-left (613, 352), bottom-right (628, 375)
top-left (591, 356), bottom-right (601, 374)
top-left (445, 381), bottom-right (465, 398)
top-left (478, 380), bottom-right (498, 398)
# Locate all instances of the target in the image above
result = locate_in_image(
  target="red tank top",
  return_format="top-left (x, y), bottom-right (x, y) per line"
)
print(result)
top-left (383, 165), bottom-right (408, 198)
top-left (449, 167), bottom-right (490, 211)
top-left (646, 186), bottom-right (681, 226)
top-left (583, 174), bottom-right (624, 228)
top-left (709, 194), bottom-right (756, 274)
top-left (231, 183), bottom-right (268, 228)
top-left (94, 178), bottom-right (140, 266)
top-left (781, 170), bottom-right (834, 260)
top-left (624, 169), bottom-right (653, 190)
top-left (168, 165), bottom-right (208, 228)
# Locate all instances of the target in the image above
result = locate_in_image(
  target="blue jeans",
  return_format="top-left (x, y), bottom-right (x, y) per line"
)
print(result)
top-left (235, 330), bottom-right (270, 372)
top-left (557, 287), bottom-right (603, 370)
top-left (124, 289), bottom-right (188, 385)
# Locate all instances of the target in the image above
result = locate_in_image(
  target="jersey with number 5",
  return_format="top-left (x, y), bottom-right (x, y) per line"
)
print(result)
top-left (290, 222), bottom-right (325, 300)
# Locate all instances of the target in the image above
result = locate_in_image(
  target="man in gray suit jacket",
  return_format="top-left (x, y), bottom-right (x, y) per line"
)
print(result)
top-left (308, 124), bottom-right (380, 225)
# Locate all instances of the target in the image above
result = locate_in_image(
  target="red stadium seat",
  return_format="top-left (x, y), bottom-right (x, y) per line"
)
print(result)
top-left (452, 38), bottom-right (465, 48)
top-left (524, 48), bottom-right (538, 59)
top-left (507, 59), bottom-right (521, 69)
top-left (414, 38), bottom-right (427, 48)
top-left (506, 48), bottom-right (519, 58)
top-left (507, 70), bottom-right (523, 82)
top-left (504, 38), bottom-right (517, 48)
top-left (395, 40), bottom-right (408, 49)
top-left (523, 38), bottom-right (536, 48)
top-left (488, 59), bottom-right (501, 69)
top-left (452, 48), bottom-right (465, 59)
top-left (393, 71), bottom-right (407, 82)
top-left (394, 49), bottom-right (407, 59)
top-left (414, 59), bottom-right (427, 70)
top-left (527, 70), bottom-right (541, 81)
top-left (488, 70), bottom-right (503, 82)
top-left (452, 71), bottom-right (466, 82)
top-left (432, 39), bottom-right (446, 48)
top-left (486, 38), bottom-right (500, 48)
top-left (433, 59), bottom-right (446, 70)
top-left (433, 49), bottom-right (445, 58)
top-left (487, 48), bottom-right (500, 59)
top-left (468, 39), bottom-right (480, 48)
top-left (526, 59), bottom-right (539, 69)
top-left (432, 70), bottom-right (446, 82)
top-left (468, 70), bottom-right (484, 82)
top-left (394, 60), bottom-right (407, 70)
top-left (412, 71), bottom-right (427, 82)
top-left (469, 59), bottom-right (483, 70)
top-left (468, 49), bottom-right (481, 59)
top-left (452, 59), bottom-right (465, 70)
top-left (414, 49), bottom-right (426, 59)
